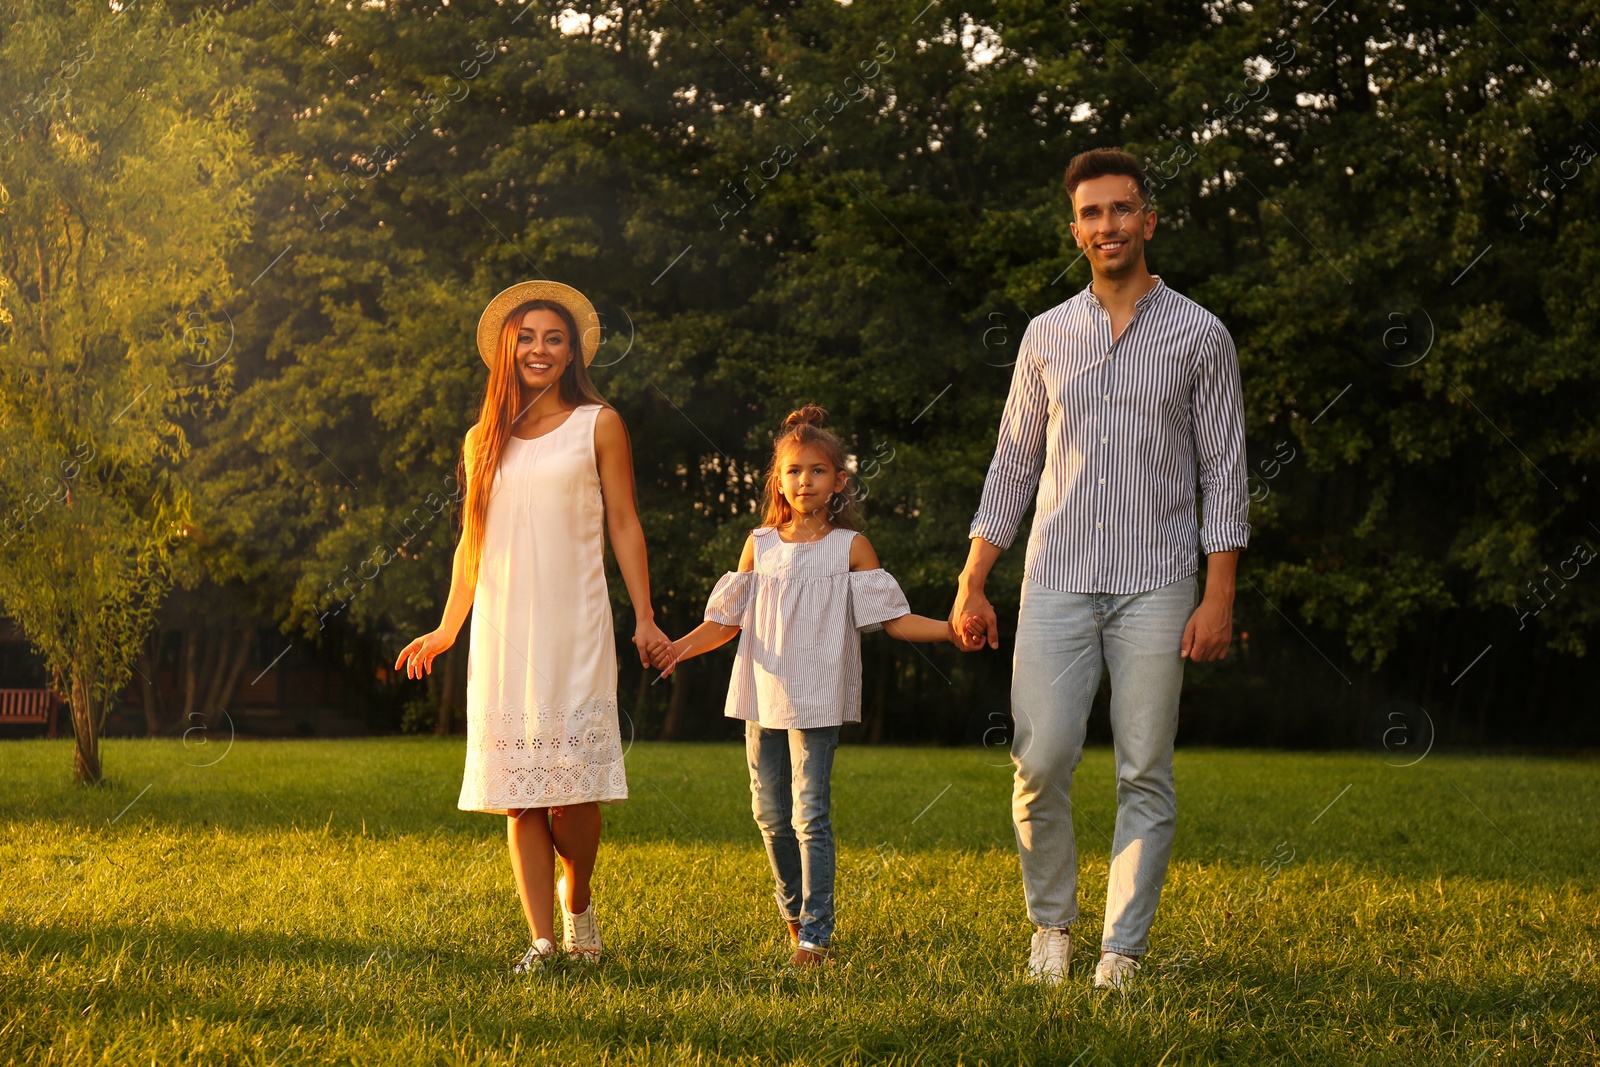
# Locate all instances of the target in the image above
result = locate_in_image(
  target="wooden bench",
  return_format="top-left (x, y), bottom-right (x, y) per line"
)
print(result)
top-left (0, 689), bottom-right (61, 737)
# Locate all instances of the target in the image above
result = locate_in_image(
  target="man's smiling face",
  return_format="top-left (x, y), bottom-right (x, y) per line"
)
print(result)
top-left (1070, 173), bottom-right (1158, 280)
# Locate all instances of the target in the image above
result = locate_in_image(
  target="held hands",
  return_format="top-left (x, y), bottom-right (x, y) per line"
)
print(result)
top-left (630, 618), bottom-right (672, 669)
top-left (950, 585), bottom-right (1000, 652)
top-left (941, 617), bottom-right (986, 647)
top-left (647, 637), bottom-right (687, 679)
top-left (641, 621), bottom-right (740, 678)
top-left (395, 629), bottom-right (454, 679)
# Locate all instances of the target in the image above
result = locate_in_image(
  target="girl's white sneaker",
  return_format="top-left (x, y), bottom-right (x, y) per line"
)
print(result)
top-left (1093, 951), bottom-right (1141, 989)
top-left (512, 937), bottom-right (559, 974)
top-left (556, 874), bottom-right (602, 962)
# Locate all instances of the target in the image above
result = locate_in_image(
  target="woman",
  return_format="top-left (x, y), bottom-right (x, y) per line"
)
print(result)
top-left (395, 280), bottom-right (668, 972)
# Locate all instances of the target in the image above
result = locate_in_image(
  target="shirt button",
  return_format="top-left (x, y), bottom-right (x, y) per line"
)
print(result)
top-left (1099, 477), bottom-right (1106, 484)
top-left (1096, 522), bottom-right (1103, 529)
top-left (1101, 436), bottom-right (1108, 443)
top-left (1104, 395), bottom-right (1110, 401)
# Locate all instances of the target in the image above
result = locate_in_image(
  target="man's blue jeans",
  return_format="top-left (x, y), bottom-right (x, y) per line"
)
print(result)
top-left (1009, 573), bottom-right (1197, 957)
top-left (745, 721), bottom-right (839, 947)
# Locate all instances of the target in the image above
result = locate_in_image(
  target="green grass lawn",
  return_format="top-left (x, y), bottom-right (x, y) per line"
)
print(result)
top-left (1, 739), bottom-right (1596, 1065)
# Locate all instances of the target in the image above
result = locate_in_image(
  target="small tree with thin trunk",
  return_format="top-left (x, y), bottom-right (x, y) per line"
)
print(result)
top-left (0, 0), bottom-right (259, 783)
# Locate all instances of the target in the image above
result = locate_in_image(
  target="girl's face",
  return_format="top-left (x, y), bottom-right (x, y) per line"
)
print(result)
top-left (514, 308), bottom-right (573, 396)
top-left (778, 442), bottom-right (848, 526)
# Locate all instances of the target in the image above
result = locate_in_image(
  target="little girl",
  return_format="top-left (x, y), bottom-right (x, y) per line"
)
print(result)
top-left (654, 405), bottom-right (957, 965)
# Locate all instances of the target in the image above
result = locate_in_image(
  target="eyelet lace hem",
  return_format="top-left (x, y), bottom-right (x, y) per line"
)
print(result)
top-left (459, 694), bottom-right (628, 811)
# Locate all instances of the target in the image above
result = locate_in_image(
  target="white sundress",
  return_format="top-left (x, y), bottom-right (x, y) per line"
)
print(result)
top-left (703, 525), bottom-right (913, 730)
top-left (458, 403), bottom-right (628, 813)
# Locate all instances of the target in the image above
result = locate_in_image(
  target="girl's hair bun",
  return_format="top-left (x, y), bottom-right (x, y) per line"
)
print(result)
top-left (783, 404), bottom-right (830, 431)
top-left (761, 402), bottom-right (858, 530)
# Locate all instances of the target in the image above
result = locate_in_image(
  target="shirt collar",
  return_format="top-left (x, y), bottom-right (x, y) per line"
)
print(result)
top-left (1082, 275), bottom-right (1166, 311)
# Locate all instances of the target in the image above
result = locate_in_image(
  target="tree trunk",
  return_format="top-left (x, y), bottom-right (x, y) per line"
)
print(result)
top-left (432, 651), bottom-right (452, 735)
top-left (434, 629), bottom-right (467, 735)
top-left (179, 627), bottom-right (203, 726)
top-left (70, 668), bottom-right (101, 785)
top-left (869, 641), bottom-right (890, 744)
top-left (197, 629), bottom-right (246, 728)
top-left (660, 668), bottom-right (690, 740)
top-left (206, 628), bottom-right (254, 730)
top-left (632, 658), bottom-right (650, 739)
top-left (139, 630), bottom-right (164, 737)
top-left (196, 628), bottom-right (234, 723)
top-left (1476, 652), bottom-right (1497, 744)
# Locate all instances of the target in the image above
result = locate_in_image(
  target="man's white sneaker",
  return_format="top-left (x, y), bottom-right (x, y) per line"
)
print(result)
top-left (1093, 951), bottom-right (1141, 990)
top-left (512, 937), bottom-right (559, 974)
top-left (556, 874), bottom-right (602, 962)
top-left (1026, 928), bottom-right (1072, 985)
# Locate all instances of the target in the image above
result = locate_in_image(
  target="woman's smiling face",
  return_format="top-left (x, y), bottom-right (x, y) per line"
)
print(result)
top-left (515, 308), bottom-right (573, 394)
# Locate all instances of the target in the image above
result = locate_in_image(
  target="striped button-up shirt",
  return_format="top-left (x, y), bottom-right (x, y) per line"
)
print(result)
top-left (968, 276), bottom-right (1250, 594)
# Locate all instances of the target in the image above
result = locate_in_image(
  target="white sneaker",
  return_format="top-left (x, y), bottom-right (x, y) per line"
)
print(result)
top-left (1026, 928), bottom-right (1072, 985)
top-left (556, 874), bottom-right (602, 962)
top-left (512, 937), bottom-right (559, 974)
top-left (1093, 950), bottom-right (1141, 990)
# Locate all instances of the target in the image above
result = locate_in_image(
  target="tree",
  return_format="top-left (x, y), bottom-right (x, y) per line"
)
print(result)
top-left (0, 0), bottom-right (261, 782)
top-left (125, 0), bottom-right (1600, 747)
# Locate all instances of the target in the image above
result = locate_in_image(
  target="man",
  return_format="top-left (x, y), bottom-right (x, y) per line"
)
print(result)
top-left (952, 147), bottom-right (1250, 989)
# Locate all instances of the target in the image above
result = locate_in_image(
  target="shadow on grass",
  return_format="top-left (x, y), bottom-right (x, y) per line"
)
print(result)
top-left (3, 741), bottom-right (1598, 887)
top-left (2, 917), bottom-right (1592, 1065)
top-left (0, 917), bottom-right (491, 974)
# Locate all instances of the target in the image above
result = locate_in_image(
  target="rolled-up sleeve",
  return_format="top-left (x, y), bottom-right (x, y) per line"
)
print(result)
top-left (704, 571), bottom-right (753, 626)
top-left (1192, 319), bottom-right (1251, 554)
top-left (968, 324), bottom-right (1049, 549)
top-left (848, 569), bottom-right (912, 633)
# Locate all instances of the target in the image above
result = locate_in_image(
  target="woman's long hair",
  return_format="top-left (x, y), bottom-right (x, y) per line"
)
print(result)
top-left (458, 299), bottom-right (609, 590)
top-left (759, 404), bottom-right (860, 531)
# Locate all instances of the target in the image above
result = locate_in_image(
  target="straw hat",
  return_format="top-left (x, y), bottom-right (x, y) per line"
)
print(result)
top-left (476, 280), bottom-right (603, 367)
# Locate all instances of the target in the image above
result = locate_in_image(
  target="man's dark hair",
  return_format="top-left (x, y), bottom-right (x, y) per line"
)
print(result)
top-left (1063, 147), bottom-right (1152, 205)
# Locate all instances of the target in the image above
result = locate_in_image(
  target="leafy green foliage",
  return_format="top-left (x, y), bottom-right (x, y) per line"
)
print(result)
top-left (4, 0), bottom-right (1596, 747)
top-left (0, 0), bottom-right (261, 780)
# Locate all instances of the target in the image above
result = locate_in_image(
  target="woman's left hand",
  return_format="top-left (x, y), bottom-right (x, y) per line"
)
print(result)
top-left (631, 618), bottom-right (672, 668)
